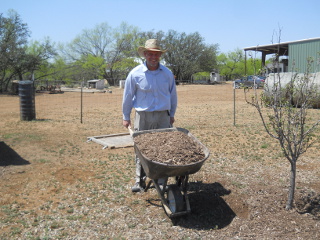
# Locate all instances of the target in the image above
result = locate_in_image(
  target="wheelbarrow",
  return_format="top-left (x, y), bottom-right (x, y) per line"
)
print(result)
top-left (131, 127), bottom-right (210, 218)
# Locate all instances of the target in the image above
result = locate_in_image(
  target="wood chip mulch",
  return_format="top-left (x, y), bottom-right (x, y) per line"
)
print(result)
top-left (133, 131), bottom-right (205, 165)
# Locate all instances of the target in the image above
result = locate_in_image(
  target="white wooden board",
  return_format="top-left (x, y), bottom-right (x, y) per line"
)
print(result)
top-left (87, 132), bottom-right (133, 149)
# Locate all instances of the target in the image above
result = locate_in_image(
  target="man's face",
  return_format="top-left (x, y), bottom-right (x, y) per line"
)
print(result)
top-left (144, 50), bottom-right (162, 70)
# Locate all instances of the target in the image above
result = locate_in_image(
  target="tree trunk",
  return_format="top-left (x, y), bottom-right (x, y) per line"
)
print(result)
top-left (286, 160), bottom-right (296, 210)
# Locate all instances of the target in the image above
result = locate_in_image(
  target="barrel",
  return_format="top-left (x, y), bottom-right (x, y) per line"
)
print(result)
top-left (19, 80), bottom-right (36, 121)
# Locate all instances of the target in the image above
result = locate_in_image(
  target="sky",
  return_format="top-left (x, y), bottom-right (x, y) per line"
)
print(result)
top-left (2, 0), bottom-right (320, 54)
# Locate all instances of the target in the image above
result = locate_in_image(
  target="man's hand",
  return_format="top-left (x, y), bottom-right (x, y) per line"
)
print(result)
top-left (170, 117), bottom-right (175, 125)
top-left (123, 120), bottom-right (131, 128)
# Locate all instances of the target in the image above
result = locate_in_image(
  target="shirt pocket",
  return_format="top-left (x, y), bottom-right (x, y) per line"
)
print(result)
top-left (157, 77), bottom-right (170, 93)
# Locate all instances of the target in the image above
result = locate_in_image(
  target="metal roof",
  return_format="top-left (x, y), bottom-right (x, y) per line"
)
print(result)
top-left (87, 79), bottom-right (104, 82)
top-left (244, 37), bottom-right (320, 56)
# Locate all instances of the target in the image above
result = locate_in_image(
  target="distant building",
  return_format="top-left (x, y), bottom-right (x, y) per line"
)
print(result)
top-left (244, 37), bottom-right (320, 74)
top-left (87, 79), bottom-right (106, 89)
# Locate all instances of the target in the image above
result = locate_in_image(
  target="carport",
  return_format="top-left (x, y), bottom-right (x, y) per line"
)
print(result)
top-left (243, 41), bottom-right (289, 75)
top-left (244, 37), bottom-right (320, 75)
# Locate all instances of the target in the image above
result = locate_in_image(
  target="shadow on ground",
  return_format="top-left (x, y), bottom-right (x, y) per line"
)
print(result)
top-left (146, 181), bottom-right (236, 229)
top-left (173, 181), bottom-right (236, 229)
top-left (0, 141), bottom-right (30, 166)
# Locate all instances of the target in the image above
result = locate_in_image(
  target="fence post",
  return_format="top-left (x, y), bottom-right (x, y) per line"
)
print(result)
top-left (81, 81), bottom-right (83, 124)
top-left (233, 86), bottom-right (236, 126)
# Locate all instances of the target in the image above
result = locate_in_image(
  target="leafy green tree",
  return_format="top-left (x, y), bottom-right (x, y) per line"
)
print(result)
top-left (198, 44), bottom-right (219, 72)
top-left (112, 57), bottom-right (140, 80)
top-left (245, 50), bottom-right (264, 76)
top-left (0, 10), bottom-right (55, 91)
top-left (217, 48), bottom-right (244, 80)
top-left (163, 30), bottom-right (209, 80)
top-left (246, 58), bottom-right (262, 75)
top-left (192, 71), bottom-right (210, 82)
top-left (216, 53), bottom-right (228, 76)
top-left (80, 54), bottom-right (106, 79)
top-left (217, 49), bottom-right (263, 81)
top-left (37, 57), bottom-right (75, 83)
top-left (0, 10), bottom-right (29, 91)
top-left (22, 39), bottom-right (56, 79)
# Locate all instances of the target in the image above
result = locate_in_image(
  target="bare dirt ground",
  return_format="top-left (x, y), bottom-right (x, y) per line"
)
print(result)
top-left (0, 82), bottom-right (319, 239)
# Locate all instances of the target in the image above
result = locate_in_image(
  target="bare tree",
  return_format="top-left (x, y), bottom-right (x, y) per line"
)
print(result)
top-left (61, 22), bottom-right (114, 63)
top-left (61, 22), bottom-right (140, 85)
top-left (246, 58), bottom-right (320, 210)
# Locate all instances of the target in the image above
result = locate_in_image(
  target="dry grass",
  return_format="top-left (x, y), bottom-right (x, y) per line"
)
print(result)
top-left (0, 82), bottom-right (319, 239)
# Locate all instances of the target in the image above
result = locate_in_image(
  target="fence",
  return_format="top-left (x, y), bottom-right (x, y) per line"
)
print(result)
top-left (1, 81), bottom-right (262, 130)
top-left (34, 84), bottom-right (123, 126)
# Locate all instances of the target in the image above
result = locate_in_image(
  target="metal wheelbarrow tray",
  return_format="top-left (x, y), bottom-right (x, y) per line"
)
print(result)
top-left (132, 127), bottom-right (210, 218)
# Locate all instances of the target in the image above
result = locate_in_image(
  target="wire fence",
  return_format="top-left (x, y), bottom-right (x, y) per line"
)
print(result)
top-left (34, 84), bottom-right (124, 126)
top-left (5, 80), bottom-right (142, 128)
top-left (2, 80), bottom-right (256, 129)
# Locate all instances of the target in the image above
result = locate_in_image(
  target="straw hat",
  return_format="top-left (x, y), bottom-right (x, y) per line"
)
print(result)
top-left (138, 39), bottom-right (167, 57)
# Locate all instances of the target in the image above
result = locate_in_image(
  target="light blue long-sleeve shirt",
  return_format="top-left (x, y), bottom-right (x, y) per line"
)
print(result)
top-left (122, 62), bottom-right (177, 121)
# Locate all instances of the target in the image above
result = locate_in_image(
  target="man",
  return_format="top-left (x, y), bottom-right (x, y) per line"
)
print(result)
top-left (122, 39), bottom-right (178, 192)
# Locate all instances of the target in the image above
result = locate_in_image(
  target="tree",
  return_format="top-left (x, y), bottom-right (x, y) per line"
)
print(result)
top-left (79, 54), bottom-right (106, 79)
top-left (61, 22), bottom-right (140, 85)
top-left (246, 50), bottom-right (264, 76)
top-left (63, 22), bottom-right (114, 60)
top-left (112, 57), bottom-right (140, 80)
top-left (198, 44), bottom-right (219, 72)
top-left (217, 49), bottom-right (263, 81)
top-left (217, 48), bottom-right (244, 80)
top-left (0, 10), bottom-right (55, 91)
top-left (0, 10), bottom-right (29, 91)
top-left (163, 30), bottom-right (209, 80)
top-left (59, 22), bottom-right (114, 83)
top-left (106, 22), bottom-right (140, 85)
top-left (19, 38), bottom-right (56, 80)
top-left (246, 58), bottom-right (320, 210)
top-left (35, 55), bottom-right (80, 84)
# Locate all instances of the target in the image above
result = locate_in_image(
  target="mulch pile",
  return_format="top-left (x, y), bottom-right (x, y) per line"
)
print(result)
top-left (296, 190), bottom-right (320, 219)
top-left (133, 131), bottom-right (205, 165)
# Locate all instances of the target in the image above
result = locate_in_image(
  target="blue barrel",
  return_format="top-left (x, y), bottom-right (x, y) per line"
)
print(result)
top-left (19, 80), bottom-right (36, 121)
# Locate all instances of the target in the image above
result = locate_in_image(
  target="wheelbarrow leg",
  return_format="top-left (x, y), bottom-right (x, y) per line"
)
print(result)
top-left (180, 175), bottom-right (191, 213)
top-left (153, 178), bottom-right (168, 195)
top-left (143, 177), bottom-right (167, 192)
top-left (151, 178), bottom-right (176, 216)
top-left (144, 179), bottom-right (153, 192)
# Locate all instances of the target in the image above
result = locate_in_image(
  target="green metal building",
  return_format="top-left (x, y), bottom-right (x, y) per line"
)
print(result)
top-left (244, 37), bottom-right (320, 74)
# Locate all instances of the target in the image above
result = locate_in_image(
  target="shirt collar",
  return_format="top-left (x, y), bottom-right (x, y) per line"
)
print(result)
top-left (143, 62), bottom-right (163, 72)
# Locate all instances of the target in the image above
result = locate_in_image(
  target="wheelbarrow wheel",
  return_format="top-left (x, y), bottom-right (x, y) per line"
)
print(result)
top-left (165, 185), bottom-right (185, 214)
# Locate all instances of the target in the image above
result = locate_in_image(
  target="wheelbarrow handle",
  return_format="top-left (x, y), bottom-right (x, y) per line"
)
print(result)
top-left (128, 126), bottom-right (134, 136)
